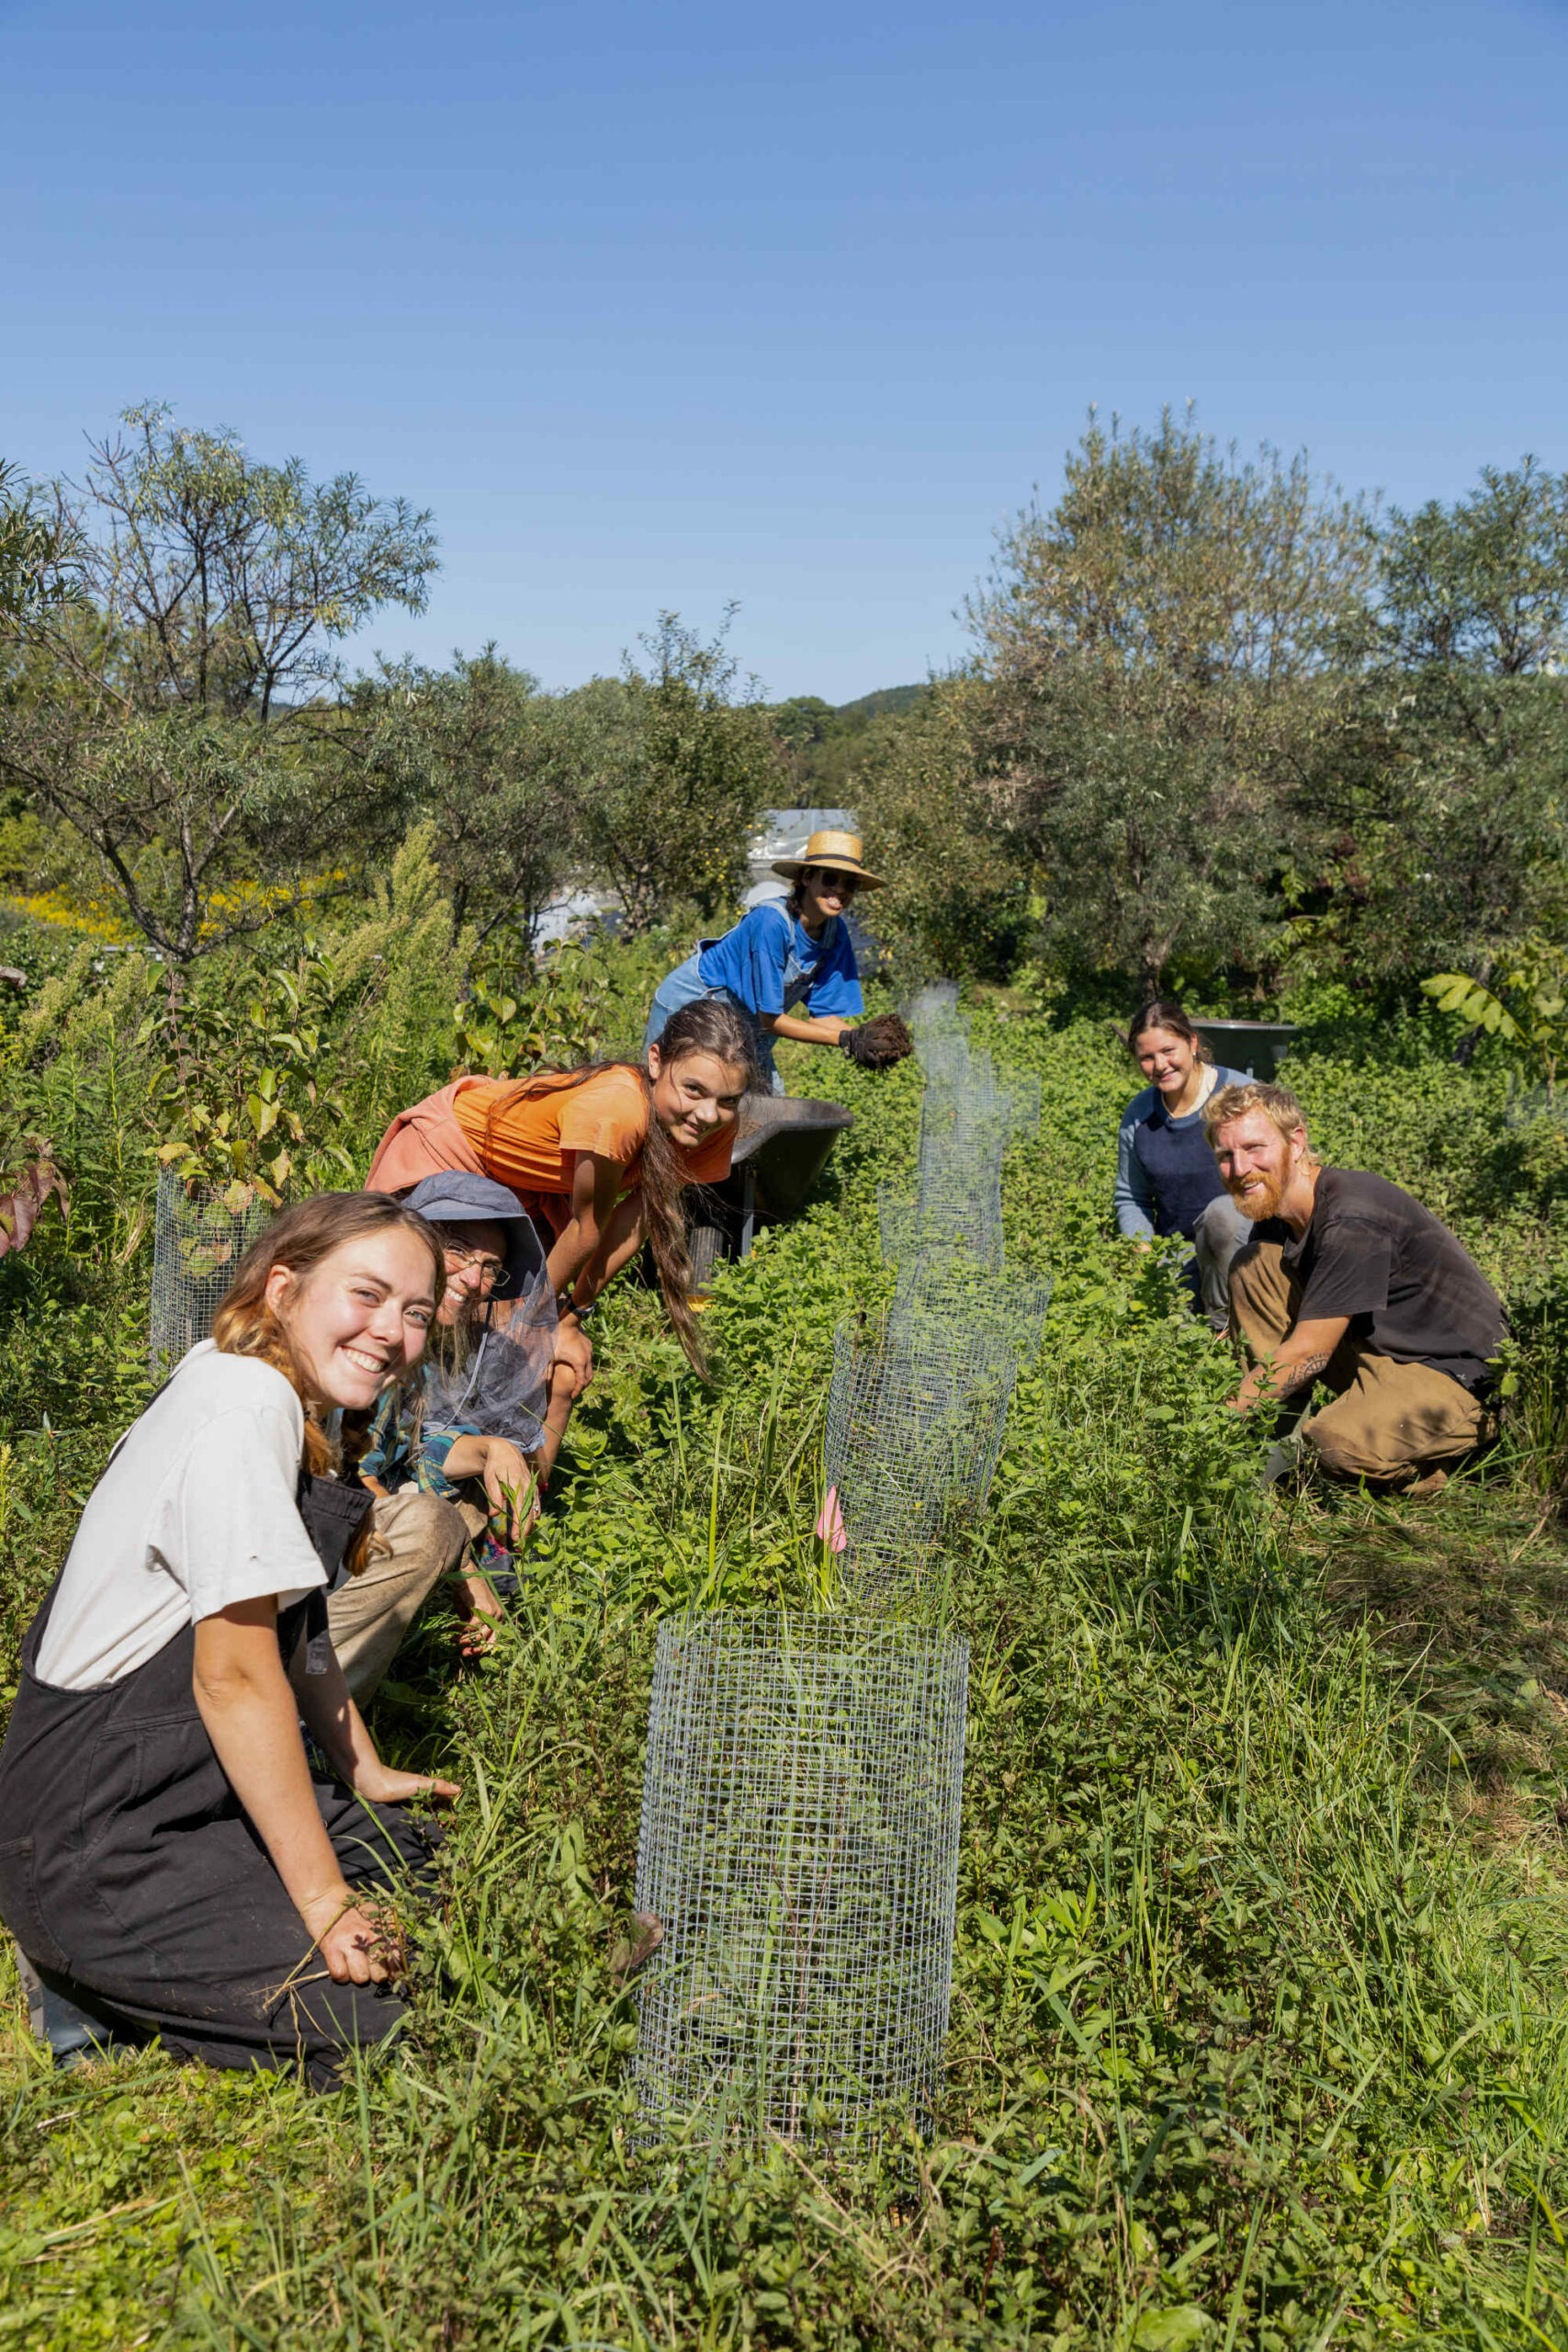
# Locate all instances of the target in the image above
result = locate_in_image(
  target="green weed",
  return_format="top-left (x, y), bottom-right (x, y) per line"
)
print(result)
top-left (3, 964), bottom-right (1568, 2345)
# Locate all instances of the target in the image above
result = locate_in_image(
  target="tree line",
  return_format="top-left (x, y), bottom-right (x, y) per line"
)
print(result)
top-left (0, 407), bottom-right (780, 966)
top-left (3, 401), bottom-right (1565, 1016)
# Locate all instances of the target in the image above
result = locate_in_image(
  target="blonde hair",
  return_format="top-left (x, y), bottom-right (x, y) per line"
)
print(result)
top-left (1202, 1080), bottom-right (1316, 1160)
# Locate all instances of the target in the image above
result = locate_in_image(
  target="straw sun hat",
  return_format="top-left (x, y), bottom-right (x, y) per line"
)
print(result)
top-left (771, 828), bottom-right (886, 889)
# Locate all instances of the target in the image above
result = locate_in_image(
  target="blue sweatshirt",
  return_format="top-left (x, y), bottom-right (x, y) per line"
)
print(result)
top-left (1113, 1068), bottom-right (1251, 1242)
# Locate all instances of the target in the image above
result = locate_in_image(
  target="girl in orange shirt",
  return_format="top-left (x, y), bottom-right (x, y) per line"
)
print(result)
top-left (367, 997), bottom-right (754, 1365)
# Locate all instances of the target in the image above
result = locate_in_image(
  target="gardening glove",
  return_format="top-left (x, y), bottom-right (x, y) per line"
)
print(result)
top-left (839, 1013), bottom-right (913, 1070)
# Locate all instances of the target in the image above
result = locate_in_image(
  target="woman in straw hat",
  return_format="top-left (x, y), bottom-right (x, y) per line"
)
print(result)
top-left (644, 829), bottom-right (901, 1095)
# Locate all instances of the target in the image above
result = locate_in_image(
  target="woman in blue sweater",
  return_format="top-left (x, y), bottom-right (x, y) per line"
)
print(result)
top-left (1114, 1001), bottom-right (1253, 1329)
top-left (644, 830), bottom-right (882, 1094)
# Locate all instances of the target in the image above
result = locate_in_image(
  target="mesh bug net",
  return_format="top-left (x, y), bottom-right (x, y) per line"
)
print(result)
top-left (822, 1306), bottom-right (1021, 1605)
top-left (633, 1609), bottom-right (968, 2143)
top-left (420, 1268), bottom-right (558, 1454)
top-left (149, 1172), bottom-right (271, 1371)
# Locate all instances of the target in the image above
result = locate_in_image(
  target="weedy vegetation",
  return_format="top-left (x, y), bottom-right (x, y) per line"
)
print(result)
top-left (0, 892), bottom-right (1567, 2349)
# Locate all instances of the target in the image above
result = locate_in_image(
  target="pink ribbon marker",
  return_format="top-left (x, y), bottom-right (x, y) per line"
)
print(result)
top-left (815, 1485), bottom-right (848, 1554)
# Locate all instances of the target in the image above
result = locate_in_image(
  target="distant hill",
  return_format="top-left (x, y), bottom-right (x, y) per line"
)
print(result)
top-left (766, 684), bottom-right (930, 801)
top-left (834, 684), bottom-right (926, 721)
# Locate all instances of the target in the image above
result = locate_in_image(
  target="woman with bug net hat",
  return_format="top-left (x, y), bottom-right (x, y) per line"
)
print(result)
top-left (643, 829), bottom-right (912, 1094)
top-left (333, 1172), bottom-right (582, 1692)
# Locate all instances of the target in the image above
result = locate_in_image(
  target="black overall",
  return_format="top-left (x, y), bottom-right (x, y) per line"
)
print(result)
top-left (0, 1472), bottom-right (436, 2090)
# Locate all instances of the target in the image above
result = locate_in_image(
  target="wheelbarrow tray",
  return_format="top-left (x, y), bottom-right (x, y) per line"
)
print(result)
top-left (730, 1093), bottom-right (855, 1219)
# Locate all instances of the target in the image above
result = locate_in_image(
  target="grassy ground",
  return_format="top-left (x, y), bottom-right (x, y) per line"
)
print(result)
top-left (3, 990), bottom-right (1568, 2346)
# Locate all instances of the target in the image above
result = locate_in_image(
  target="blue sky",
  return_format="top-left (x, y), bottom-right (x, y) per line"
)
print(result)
top-left (3, 0), bottom-right (1564, 701)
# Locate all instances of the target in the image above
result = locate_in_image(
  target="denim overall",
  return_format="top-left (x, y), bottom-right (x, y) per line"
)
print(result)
top-left (645, 911), bottom-right (835, 1095)
top-left (0, 1461), bottom-right (435, 2087)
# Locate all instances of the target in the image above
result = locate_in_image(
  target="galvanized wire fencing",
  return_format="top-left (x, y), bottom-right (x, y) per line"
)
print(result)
top-left (632, 981), bottom-right (1046, 2145)
top-left (149, 1172), bottom-right (270, 1371)
top-left (632, 1610), bottom-right (968, 2143)
top-left (827, 994), bottom-right (1051, 1609)
top-left (823, 1306), bottom-right (1019, 1605)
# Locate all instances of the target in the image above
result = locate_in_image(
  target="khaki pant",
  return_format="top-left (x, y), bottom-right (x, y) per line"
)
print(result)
top-left (1230, 1239), bottom-right (1491, 1486)
top-left (327, 1488), bottom-right (477, 1707)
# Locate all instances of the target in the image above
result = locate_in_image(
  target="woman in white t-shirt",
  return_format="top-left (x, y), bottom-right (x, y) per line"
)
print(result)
top-left (0, 1191), bottom-right (461, 2086)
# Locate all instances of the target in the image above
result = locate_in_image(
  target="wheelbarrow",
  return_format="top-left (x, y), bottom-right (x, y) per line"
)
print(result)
top-left (1193, 1019), bottom-right (1299, 1083)
top-left (688, 1094), bottom-right (855, 1288)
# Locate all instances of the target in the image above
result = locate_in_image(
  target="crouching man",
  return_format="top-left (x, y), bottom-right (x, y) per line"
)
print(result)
top-left (1204, 1082), bottom-right (1505, 1494)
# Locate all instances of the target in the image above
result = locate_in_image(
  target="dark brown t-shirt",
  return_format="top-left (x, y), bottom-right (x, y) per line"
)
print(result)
top-left (1256, 1168), bottom-right (1505, 1394)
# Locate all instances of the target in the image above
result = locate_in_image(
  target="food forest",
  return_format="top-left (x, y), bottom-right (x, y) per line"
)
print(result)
top-left (1, 410), bottom-right (1568, 2346)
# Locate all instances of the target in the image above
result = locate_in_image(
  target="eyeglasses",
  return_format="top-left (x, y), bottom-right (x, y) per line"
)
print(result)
top-left (806, 869), bottom-right (862, 896)
top-left (444, 1243), bottom-right (507, 1287)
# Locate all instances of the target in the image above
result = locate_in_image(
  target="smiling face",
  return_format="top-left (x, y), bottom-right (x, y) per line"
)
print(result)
top-left (799, 865), bottom-right (859, 928)
top-left (646, 1044), bottom-right (749, 1150)
top-left (1134, 1023), bottom-right (1200, 1100)
top-left (434, 1218), bottom-right (508, 1329)
top-left (1212, 1107), bottom-right (1306, 1223)
top-left (264, 1227), bottom-right (438, 1409)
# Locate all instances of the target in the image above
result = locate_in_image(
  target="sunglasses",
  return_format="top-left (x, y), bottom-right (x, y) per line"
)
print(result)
top-left (805, 869), bottom-right (863, 896)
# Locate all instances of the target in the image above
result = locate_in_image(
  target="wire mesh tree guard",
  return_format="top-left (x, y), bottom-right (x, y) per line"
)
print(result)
top-left (822, 1306), bottom-right (1021, 1605)
top-left (906, 981), bottom-right (963, 1033)
top-left (890, 1251), bottom-right (1054, 1370)
top-left (632, 1609), bottom-right (968, 2143)
top-left (149, 1171), bottom-right (271, 1370)
top-left (918, 1059), bottom-right (1041, 1153)
top-left (877, 1170), bottom-right (1006, 1272)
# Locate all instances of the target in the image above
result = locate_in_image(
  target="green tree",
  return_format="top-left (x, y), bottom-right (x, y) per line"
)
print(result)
top-left (852, 678), bottom-right (1030, 980)
top-left (564, 612), bottom-right (783, 934)
top-left (0, 459), bottom-right (76, 632)
top-left (0, 407), bottom-right (438, 959)
top-left (347, 646), bottom-right (580, 948)
top-left (1291, 459), bottom-right (1568, 987)
top-left (32, 402), bottom-right (438, 720)
top-left (968, 406), bottom-right (1374, 990)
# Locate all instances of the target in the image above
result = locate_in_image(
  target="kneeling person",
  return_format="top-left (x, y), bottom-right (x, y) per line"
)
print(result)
top-left (1206, 1082), bottom-right (1504, 1491)
top-left (334, 1174), bottom-right (584, 1700)
top-left (0, 1193), bottom-right (460, 2084)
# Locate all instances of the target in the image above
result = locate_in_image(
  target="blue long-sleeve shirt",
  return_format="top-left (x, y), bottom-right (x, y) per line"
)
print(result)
top-left (1113, 1067), bottom-right (1250, 1242)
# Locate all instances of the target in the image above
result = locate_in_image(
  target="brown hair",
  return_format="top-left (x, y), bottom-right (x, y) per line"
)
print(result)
top-left (1124, 998), bottom-right (1213, 1064)
top-left (482, 995), bottom-right (756, 1371)
top-left (1201, 1080), bottom-right (1316, 1159)
top-left (213, 1192), bottom-right (446, 1479)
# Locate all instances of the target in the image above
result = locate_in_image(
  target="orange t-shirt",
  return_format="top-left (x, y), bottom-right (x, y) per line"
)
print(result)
top-left (451, 1069), bottom-right (734, 1199)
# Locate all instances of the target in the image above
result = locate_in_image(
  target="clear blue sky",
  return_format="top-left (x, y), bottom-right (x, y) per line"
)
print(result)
top-left (3, 0), bottom-right (1564, 702)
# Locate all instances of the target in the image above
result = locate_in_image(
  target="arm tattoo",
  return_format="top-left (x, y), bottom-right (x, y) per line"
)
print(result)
top-left (1278, 1350), bottom-right (1332, 1395)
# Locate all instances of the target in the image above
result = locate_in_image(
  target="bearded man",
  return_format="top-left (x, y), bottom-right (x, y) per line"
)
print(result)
top-left (1203, 1082), bottom-right (1505, 1493)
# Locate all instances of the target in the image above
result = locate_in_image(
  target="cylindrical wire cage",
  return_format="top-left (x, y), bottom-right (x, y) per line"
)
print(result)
top-left (890, 1252), bottom-right (1054, 1370)
top-left (149, 1171), bottom-right (271, 1371)
top-left (877, 1172), bottom-right (1006, 1272)
top-left (823, 1306), bottom-right (1019, 1604)
top-left (633, 1609), bottom-right (969, 2143)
